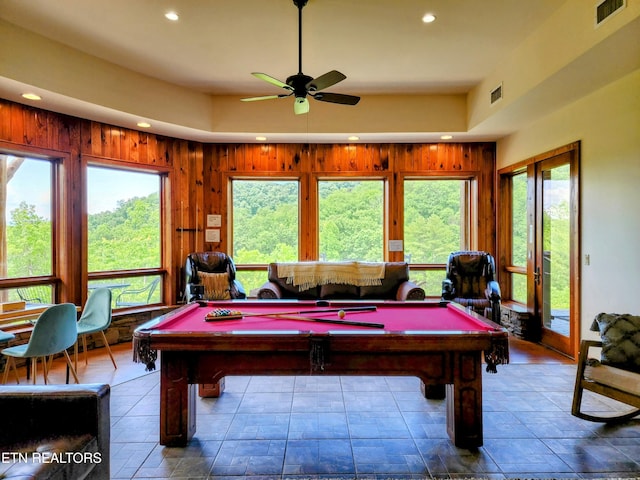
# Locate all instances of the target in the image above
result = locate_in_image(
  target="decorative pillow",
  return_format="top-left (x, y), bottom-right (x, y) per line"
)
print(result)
top-left (199, 272), bottom-right (231, 300)
top-left (590, 312), bottom-right (640, 373)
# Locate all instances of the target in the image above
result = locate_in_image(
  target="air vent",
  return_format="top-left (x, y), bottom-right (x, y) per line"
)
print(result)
top-left (490, 83), bottom-right (503, 105)
top-left (596, 0), bottom-right (625, 25)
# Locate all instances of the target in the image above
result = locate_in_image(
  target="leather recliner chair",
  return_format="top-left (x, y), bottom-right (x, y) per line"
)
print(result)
top-left (184, 251), bottom-right (246, 302)
top-left (441, 250), bottom-right (501, 324)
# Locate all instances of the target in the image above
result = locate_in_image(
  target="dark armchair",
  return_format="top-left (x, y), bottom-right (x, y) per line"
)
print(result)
top-left (184, 252), bottom-right (246, 302)
top-left (441, 250), bottom-right (501, 324)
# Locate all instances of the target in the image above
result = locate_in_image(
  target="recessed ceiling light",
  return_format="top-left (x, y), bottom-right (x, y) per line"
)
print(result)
top-left (440, 134), bottom-right (453, 140)
top-left (137, 122), bottom-right (151, 128)
top-left (165, 11), bottom-right (179, 21)
top-left (22, 93), bottom-right (41, 101)
top-left (422, 13), bottom-right (436, 23)
top-left (348, 136), bottom-right (360, 141)
top-left (256, 136), bottom-right (267, 141)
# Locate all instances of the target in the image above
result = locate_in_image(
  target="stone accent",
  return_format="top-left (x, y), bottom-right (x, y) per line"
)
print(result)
top-left (500, 302), bottom-right (540, 342)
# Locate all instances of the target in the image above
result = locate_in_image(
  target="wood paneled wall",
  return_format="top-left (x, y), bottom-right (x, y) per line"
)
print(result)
top-left (205, 143), bottom-right (496, 262)
top-left (0, 99), bottom-right (496, 304)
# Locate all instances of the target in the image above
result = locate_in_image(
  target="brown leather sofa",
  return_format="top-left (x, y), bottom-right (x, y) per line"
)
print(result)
top-left (257, 262), bottom-right (425, 301)
top-left (0, 383), bottom-right (110, 480)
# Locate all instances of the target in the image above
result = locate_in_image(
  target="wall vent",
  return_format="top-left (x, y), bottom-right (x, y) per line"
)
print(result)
top-left (596, 0), bottom-right (625, 26)
top-left (490, 83), bottom-right (503, 105)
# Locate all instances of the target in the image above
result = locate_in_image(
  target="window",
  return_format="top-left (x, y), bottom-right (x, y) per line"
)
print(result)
top-left (510, 172), bottom-right (528, 303)
top-left (87, 166), bottom-right (162, 307)
top-left (318, 180), bottom-right (384, 262)
top-left (231, 179), bottom-right (299, 293)
top-left (404, 179), bottom-right (469, 296)
top-left (0, 154), bottom-right (55, 304)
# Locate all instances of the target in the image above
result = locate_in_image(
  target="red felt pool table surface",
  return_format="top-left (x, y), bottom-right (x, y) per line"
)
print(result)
top-left (134, 300), bottom-right (509, 449)
top-left (150, 300), bottom-right (500, 333)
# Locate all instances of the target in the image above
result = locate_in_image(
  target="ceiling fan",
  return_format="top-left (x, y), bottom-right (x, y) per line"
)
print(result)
top-left (241, 0), bottom-right (360, 115)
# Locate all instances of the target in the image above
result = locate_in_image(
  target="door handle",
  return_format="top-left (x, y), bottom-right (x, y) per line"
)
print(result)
top-left (534, 266), bottom-right (541, 285)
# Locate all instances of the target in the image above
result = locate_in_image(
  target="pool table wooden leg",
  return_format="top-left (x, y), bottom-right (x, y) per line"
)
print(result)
top-left (160, 353), bottom-right (197, 446)
top-left (446, 351), bottom-right (484, 449)
top-left (198, 378), bottom-right (225, 397)
top-left (421, 383), bottom-right (446, 399)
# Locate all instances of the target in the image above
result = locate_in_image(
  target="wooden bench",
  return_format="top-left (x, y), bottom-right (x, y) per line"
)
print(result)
top-left (572, 339), bottom-right (640, 422)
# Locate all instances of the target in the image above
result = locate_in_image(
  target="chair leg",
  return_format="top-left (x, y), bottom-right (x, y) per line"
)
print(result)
top-left (83, 334), bottom-right (89, 366)
top-left (31, 357), bottom-right (38, 385)
top-left (43, 356), bottom-right (50, 384)
top-left (2, 357), bottom-right (17, 384)
top-left (100, 331), bottom-right (118, 369)
top-left (63, 350), bottom-right (79, 384)
top-left (74, 340), bottom-right (79, 372)
top-left (9, 358), bottom-right (19, 384)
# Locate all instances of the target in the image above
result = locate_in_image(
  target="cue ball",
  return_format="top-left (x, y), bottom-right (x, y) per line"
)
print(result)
top-left (338, 309), bottom-right (346, 319)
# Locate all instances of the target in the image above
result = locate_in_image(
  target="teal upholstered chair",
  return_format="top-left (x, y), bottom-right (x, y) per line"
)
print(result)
top-left (0, 330), bottom-right (14, 344)
top-left (1, 303), bottom-right (79, 385)
top-left (76, 287), bottom-right (116, 370)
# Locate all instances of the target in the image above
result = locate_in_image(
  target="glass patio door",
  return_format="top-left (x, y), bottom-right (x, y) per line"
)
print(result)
top-left (534, 153), bottom-right (578, 357)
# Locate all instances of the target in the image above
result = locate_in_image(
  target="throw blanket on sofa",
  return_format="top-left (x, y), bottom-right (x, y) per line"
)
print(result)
top-left (278, 261), bottom-right (385, 291)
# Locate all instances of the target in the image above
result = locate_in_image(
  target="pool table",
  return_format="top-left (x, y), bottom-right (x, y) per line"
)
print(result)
top-left (133, 300), bottom-right (509, 448)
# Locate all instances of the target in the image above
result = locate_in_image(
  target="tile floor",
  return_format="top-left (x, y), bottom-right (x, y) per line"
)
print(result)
top-left (4, 339), bottom-right (640, 479)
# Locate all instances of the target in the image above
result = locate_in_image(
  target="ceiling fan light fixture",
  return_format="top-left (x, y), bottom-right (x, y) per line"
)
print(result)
top-left (294, 97), bottom-right (309, 115)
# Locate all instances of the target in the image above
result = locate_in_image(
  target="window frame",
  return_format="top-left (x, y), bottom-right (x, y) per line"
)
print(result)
top-left (227, 171), bottom-right (477, 299)
top-left (84, 157), bottom-right (169, 309)
top-left (226, 175), bottom-right (303, 294)
top-left (400, 175), bottom-right (474, 297)
top-left (315, 175), bottom-right (388, 263)
top-left (500, 169), bottom-right (529, 304)
top-left (0, 149), bottom-right (62, 302)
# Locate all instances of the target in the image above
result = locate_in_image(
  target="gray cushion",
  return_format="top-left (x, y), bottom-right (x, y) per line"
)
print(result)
top-left (590, 313), bottom-right (640, 373)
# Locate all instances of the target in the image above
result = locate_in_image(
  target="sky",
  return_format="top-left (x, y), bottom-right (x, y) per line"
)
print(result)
top-left (5, 157), bottom-right (159, 221)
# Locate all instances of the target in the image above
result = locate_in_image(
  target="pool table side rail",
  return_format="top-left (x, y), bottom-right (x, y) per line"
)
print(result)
top-left (133, 303), bottom-right (509, 374)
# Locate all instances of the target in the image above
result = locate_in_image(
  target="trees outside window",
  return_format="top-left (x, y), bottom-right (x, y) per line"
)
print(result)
top-left (404, 179), bottom-right (469, 296)
top-left (318, 180), bottom-right (384, 262)
top-left (87, 166), bottom-right (162, 307)
top-left (0, 154), bottom-right (53, 303)
top-left (510, 172), bottom-right (528, 303)
top-left (231, 180), bottom-right (299, 293)
top-left (229, 176), bottom-right (471, 298)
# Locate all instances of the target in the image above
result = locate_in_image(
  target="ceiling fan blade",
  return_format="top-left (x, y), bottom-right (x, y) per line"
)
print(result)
top-left (240, 94), bottom-right (289, 102)
top-left (306, 70), bottom-right (346, 92)
top-left (294, 97), bottom-right (309, 115)
top-left (252, 72), bottom-right (293, 91)
top-left (312, 92), bottom-right (361, 105)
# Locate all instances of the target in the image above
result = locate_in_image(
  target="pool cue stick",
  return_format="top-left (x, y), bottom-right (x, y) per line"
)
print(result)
top-left (274, 314), bottom-right (384, 329)
top-left (299, 306), bottom-right (376, 314)
top-left (201, 304), bottom-right (377, 318)
top-left (238, 306), bottom-right (377, 319)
